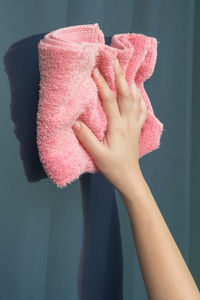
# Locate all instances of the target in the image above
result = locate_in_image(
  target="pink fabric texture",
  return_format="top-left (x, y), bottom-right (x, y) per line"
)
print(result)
top-left (36, 23), bottom-right (164, 188)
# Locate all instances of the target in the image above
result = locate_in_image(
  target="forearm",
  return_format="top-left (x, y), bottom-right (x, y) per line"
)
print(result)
top-left (117, 168), bottom-right (200, 300)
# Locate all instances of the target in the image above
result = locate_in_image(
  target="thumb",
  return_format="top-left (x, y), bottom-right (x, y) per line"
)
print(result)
top-left (72, 120), bottom-right (105, 160)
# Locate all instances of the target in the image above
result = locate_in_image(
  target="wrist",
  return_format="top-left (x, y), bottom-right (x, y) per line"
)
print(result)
top-left (116, 167), bottom-right (151, 206)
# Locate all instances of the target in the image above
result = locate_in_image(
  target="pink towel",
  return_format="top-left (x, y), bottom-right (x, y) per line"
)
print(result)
top-left (37, 23), bottom-right (164, 188)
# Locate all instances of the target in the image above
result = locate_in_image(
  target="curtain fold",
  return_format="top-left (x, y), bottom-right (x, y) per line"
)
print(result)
top-left (78, 172), bottom-right (123, 300)
top-left (1, 0), bottom-right (200, 299)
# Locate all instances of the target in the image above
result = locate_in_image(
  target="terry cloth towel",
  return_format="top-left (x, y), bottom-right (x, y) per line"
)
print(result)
top-left (37, 23), bottom-right (164, 188)
top-left (2, 33), bottom-right (113, 183)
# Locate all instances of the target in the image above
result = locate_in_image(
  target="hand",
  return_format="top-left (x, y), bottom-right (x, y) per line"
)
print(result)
top-left (72, 58), bottom-right (148, 191)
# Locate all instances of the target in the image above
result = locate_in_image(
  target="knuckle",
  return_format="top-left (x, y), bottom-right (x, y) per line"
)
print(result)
top-left (123, 88), bottom-right (132, 98)
top-left (103, 89), bottom-right (111, 99)
top-left (107, 91), bottom-right (116, 102)
top-left (99, 83), bottom-right (112, 98)
top-left (128, 89), bottom-right (133, 98)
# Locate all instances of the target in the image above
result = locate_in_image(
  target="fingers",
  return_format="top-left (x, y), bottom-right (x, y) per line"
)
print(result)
top-left (138, 95), bottom-right (148, 127)
top-left (92, 59), bottom-right (148, 133)
top-left (113, 59), bottom-right (134, 116)
top-left (92, 66), bottom-right (121, 133)
top-left (133, 86), bottom-right (148, 129)
top-left (72, 120), bottom-right (105, 162)
top-left (131, 79), bottom-right (146, 111)
top-left (131, 78), bottom-right (139, 100)
top-left (114, 59), bottom-right (132, 98)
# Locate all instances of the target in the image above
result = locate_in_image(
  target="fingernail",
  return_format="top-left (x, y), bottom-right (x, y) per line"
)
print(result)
top-left (72, 121), bottom-right (81, 132)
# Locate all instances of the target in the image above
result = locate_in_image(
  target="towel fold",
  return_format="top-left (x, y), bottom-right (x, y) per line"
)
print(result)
top-left (37, 23), bottom-right (164, 188)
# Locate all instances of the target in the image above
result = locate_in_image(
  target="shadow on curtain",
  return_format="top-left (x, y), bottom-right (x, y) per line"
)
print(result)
top-left (3, 33), bottom-right (123, 300)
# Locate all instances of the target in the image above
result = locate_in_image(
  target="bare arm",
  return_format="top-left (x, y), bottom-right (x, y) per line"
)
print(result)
top-left (72, 58), bottom-right (200, 299)
top-left (117, 167), bottom-right (200, 300)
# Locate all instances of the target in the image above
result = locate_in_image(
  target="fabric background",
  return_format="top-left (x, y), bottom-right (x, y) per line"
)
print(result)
top-left (0, 0), bottom-right (199, 299)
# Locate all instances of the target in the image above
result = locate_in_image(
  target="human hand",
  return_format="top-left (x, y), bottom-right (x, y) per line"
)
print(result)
top-left (72, 58), bottom-right (148, 191)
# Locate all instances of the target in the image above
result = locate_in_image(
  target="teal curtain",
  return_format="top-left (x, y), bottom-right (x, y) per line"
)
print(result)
top-left (189, 0), bottom-right (200, 286)
top-left (0, 0), bottom-right (199, 299)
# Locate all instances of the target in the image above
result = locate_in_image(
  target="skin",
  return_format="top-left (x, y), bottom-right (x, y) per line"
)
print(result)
top-left (72, 58), bottom-right (200, 300)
